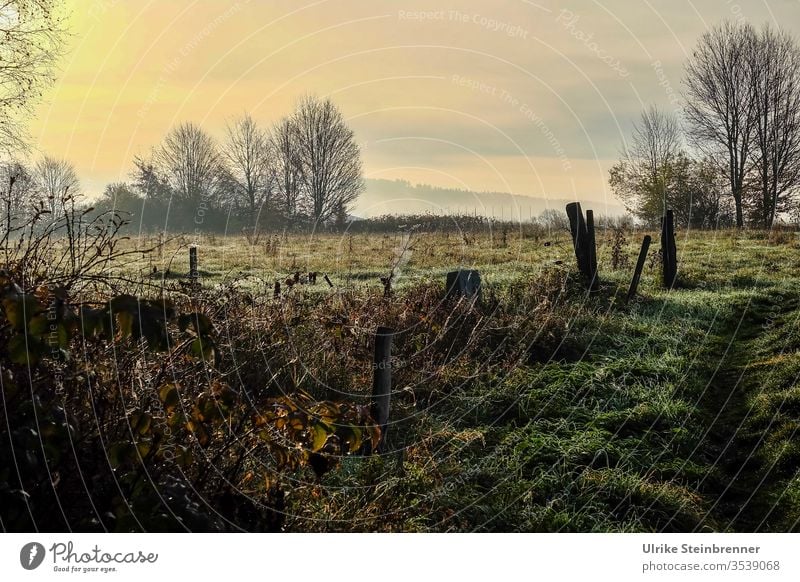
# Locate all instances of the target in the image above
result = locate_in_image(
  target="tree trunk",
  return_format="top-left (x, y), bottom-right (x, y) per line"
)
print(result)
top-left (733, 186), bottom-right (744, 227)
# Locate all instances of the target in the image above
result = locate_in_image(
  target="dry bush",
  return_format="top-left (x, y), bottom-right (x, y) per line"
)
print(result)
top-left (0, 210), bottom-right (380, 532)
top-left (609, 226), bottom-right (632, 270)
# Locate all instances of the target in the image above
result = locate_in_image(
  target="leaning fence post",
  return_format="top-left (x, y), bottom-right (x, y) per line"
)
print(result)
top-left (370, 326), bottom-right (394, 454)
top-left (189, 245), bottom-right (198, 285)
top-left (661, 210), bottom-right (677, 289)
top-left (626, 235), bottom-right (652, 304)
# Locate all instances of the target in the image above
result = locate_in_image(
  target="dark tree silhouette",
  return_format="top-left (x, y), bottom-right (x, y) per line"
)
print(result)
top-left (748, 25), bottom-right (800, 228)
top-left (33, 155), bottom-right (79, 219)
top-left (291, 96), bottom-right (363, 223)
top-left (0, 159), bottom-right (35, 232)
top-left (154, 122), bottom-right (226, 207)
top-left (0, 0), bottom-right (66, 152)
top-left (684, 21), bottom-right (757, 227)
top-left (222, 113), bottom-right (274, 230)
top-left (271, 116), bottom-right (303, 222)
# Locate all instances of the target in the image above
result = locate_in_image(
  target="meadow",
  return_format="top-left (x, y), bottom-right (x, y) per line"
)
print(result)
top-left (5, 220), bottom-right (800, 532)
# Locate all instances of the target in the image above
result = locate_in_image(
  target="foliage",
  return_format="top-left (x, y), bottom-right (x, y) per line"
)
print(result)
top-left (0, 271), bottom-right (382, 531)
top-left (609, 226), bottom-right (630, 270)
top-left (6, 218), bottom-right (800, 532)
top-left (610, 146), bottom-right (730, 228)
top-left (0, 210), bottom-right (381, 531)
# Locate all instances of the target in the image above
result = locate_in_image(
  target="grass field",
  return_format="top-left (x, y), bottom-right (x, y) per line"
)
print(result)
top-left (118, 227), bottom-right (800, 531)
top-left (13, 225), bottom-right (800, 532)
top-left (115, 227), bottom-right (580, 292)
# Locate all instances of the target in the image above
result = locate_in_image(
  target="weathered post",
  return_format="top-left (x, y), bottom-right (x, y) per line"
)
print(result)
top-left (661, 210), bottom-right (677, 289)
top-left (586, 209), bottom-right (599, 290)
top-left (189, 245), bottom-right (198, 285)
top-left (371, 326), bottom-right (394, 453)
top-left (324, 273), bottom-right (334, 288)
top-left (566, 202), bottom-right (589, 277)
top-left (566, 202), bottom-right (600, 290)
top-left (273, 280), bottom-right (281, 299)
top-left (626, 235), bottom-right (652, 304)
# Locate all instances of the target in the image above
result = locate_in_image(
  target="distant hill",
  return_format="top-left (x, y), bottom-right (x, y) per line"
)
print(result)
top-left (353, 179), bottom-right (625, 219)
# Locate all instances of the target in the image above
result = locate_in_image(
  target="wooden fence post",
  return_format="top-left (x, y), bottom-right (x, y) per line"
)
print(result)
top-left (189, 245), bottom-right (198, 285)
top-left (566, 202), bottom-right (600, 290)
top-left (566, 202), bottom-right (589, 277)
top-left (370, 326), bottom-right (394, 453)
top-left (661, 210), bottom-right (677, 289)
top-left (626, 235), bottom-right (652, 304)
top-left (586, 209), bottom-right (598, 290)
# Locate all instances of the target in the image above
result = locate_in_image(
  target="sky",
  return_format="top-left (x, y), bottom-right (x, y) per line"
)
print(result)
top-left (28, 0), bottom-right (800, 216)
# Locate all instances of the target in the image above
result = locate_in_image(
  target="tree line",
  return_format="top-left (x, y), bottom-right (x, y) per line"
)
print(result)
top-left (611, 21), bottom-right (800, 228)
top-left (1, 95), bottom-right (364, 234)
top-left (120, 95), bottom-right (363, 233)
top-left (0, 2), bottom-right (363, 234)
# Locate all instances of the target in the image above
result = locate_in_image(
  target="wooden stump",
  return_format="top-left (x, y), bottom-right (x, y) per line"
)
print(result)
top-left (446, 269), bottom-right (481, 300)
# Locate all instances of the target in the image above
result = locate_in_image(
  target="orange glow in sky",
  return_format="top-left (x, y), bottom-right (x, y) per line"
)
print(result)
top-left (29, 0), bottom-right (800, 214)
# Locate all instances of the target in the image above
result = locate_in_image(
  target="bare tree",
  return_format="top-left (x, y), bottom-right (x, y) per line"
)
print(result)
top-left (0, 159), bottom-right (35, 232)
top-left (0, 1), bottom-right (66, 153)
top-left (154, 122), bottom-right (225, 207)
top-left (291, 96), bottom-right (363, 223)
top-left (748, 25), bottom-right (800, 228)
top-left (270, 116), bottom-right (302, 221)
top-left (683, 21), bottom-right (758, 227)
top-left (33, 155), bottom-right (79, 219)
top-left (222, 113), bottom-right (273, 230)
top-left (631, 105), bottom-right (682, 187)
top-left (609, 106), bottom-right (682, 223)
top-left (538, 208), bottom-right (570, 232)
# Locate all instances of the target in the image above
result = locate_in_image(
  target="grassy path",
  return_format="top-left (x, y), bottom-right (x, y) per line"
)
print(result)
top-left (697, 291), bottom-right (799, 531)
